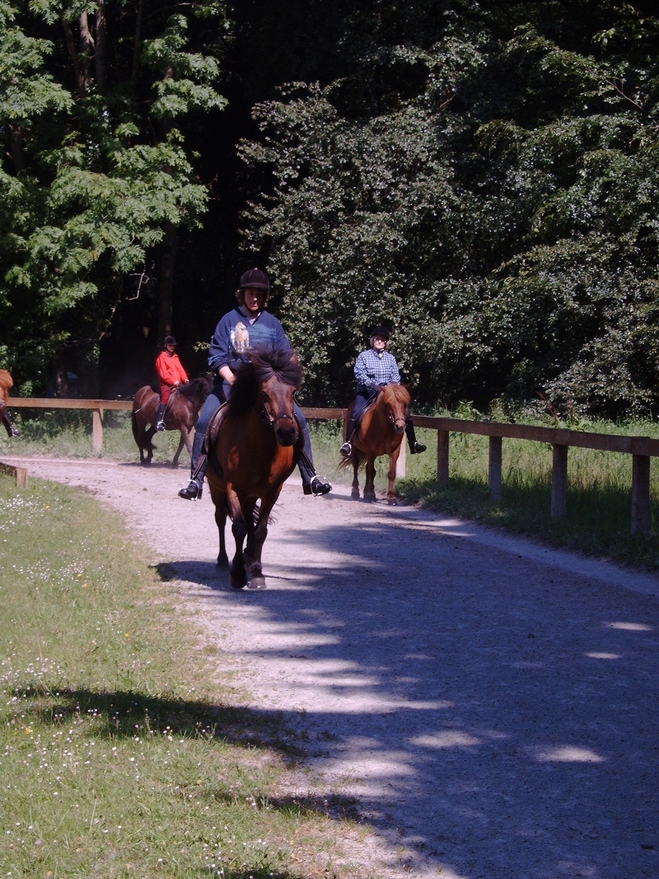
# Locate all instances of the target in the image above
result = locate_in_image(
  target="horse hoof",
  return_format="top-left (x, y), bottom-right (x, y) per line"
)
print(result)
top-left (230, 575), bottom-right (246, 590)
top-left (216, 555), bottom-right (229, 568)
top-left (245, 577), bottom-right (266, 590)
top-left (387, 497), bottom-right (398, 506)
top-left (351, 490), bottom-right (360, 500)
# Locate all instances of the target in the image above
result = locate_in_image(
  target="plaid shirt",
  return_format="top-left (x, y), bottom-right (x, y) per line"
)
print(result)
top-left (354, 348), bottom-right (401, 389)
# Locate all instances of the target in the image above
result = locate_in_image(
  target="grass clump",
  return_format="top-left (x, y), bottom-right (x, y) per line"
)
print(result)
top-left (0, 475), bottom-right (371, 878)
top-left (397, 414), bottom-right (659, 571)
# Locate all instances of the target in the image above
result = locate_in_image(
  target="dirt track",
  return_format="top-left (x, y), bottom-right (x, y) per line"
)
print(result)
top-left (4, 454), bottom-right (659, 879)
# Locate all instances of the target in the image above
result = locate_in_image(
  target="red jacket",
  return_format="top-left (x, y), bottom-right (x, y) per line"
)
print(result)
top-left (155, 351), bottom-right (188, 387)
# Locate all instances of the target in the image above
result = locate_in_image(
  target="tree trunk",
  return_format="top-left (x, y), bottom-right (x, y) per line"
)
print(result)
top-left (157, 222), bottom-right (179, 342)
top-left (131, 0), bottom-right (145, 88)
top-left (62, 17), bottom-right (85, 94)
top-left (79, 12), bottom-right (93, 90)
top-left (95, 1), bottom-right (107, 92)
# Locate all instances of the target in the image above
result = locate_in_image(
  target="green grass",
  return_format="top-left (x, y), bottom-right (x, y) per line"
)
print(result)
top-left (0, 475), bottom-right (374, 879)
top-left (396, 423), bottom-right (659, 570)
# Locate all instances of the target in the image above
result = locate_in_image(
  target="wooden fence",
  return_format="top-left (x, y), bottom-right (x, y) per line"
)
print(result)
top-left (2, 399), bottom-right (658, 533)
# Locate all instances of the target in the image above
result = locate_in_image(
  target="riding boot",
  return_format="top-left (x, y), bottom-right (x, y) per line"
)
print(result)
top-left (156, 402), bottom-right (166, 431)
top-left (1, 408), bottom-right (18, 437)
top-left (178, 456), bottom-right (207, 500)
top-left (340, 415), bottom-right (359, 457)
top-left (405, 418), bottom-right (426, 454)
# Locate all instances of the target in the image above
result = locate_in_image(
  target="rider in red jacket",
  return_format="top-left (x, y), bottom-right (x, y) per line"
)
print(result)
top-left (155, 336), bottom-right (188, 430)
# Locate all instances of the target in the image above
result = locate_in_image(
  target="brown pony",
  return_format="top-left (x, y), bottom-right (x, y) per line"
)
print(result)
top-left (132, 377), bottom-right (211, 467)
top-left (341, 383), bottom-right (411, 504)
top-left (205, 347), bottom-right (302, 590)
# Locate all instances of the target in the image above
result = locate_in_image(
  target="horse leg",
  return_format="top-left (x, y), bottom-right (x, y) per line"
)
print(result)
top-left (244, 488), bottom-right (283, 590)
top-left (226, 487), bottom-right (247, 589)
top-left (241, 497), bottom-right (267, 589)
top-left (386, 445), bottom-right (401, 505)
top-left (351, 458), bottom-right (361, 500)
top-left (171, 427), bottom-right (187, 468)
top-left (213, 492), bottom-right (229, 567)
top-left (363, 455), bottom-right (377, 502)
top-left (144, 425), bottom-right (156, 466)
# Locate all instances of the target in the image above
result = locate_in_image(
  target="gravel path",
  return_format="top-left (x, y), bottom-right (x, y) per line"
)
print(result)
top-left (5, 455), bottom-right (659, 879)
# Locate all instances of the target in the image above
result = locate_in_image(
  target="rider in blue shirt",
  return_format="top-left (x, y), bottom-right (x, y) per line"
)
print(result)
top-left (340, 326), bottom-right (426, 458)
top-left (178, 269), bottom-right (332, 500)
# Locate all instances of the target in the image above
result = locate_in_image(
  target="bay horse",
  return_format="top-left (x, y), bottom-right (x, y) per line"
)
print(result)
top-left (205, 347), bottom-right (302, 590)
top-left (341, 383), bottom-right (411, 504)
top-left (131, 377), bottom-right (211, 467)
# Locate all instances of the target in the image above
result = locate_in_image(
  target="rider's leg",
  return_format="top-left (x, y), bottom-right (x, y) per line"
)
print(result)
top-left (156, 386), bottom-right (170, 431)
top-left (340, 388), bottom-right (374, 456)
top-left (294, 403), bottom-right (332, 495)
top-left (178, 383), bottom-right (224, 500)
top-left (405, 411), bottom-right (426, 454)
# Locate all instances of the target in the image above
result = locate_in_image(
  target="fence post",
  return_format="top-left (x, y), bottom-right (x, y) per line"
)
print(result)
top-left (92, 408), bottom-right (103, 453)
top-left (551, 444), bottom-right (568, 519)
top-left (488, 436), bottom-right (502, 502)
top-left (437, 429), bottom-right (449, 486)
top-left (631, 454), bottom-right (651, 534)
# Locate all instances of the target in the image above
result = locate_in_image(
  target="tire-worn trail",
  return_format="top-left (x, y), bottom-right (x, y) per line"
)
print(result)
top-left (5, 455), bottom-right (659, 879)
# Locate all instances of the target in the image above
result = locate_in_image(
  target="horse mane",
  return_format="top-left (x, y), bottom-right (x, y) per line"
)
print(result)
top-left (381, 382), bottom-right (411, 406)
top-left (228, 347), bottom-right (302, 417)
top-left (177, 376), bottom-right (212, 403)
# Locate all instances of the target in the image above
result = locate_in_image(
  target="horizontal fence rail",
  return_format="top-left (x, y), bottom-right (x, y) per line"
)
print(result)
top-left (413, 415), bottom-right (659, 535)
top-left (3, 399), bottom-right (658, 533)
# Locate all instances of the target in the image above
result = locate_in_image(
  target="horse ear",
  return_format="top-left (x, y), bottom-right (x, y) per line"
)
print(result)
top-left (289, 350), bottom-right (299, 365)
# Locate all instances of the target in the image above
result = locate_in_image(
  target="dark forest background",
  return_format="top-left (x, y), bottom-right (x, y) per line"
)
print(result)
top-left (2, 0), bottom-right (659, 416)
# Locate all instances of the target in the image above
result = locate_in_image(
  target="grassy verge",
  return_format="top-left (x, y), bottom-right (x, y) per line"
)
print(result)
top-left (396, 423), bottom-right (659, 571)
top-left (0, 474), bottom-right (374, 879)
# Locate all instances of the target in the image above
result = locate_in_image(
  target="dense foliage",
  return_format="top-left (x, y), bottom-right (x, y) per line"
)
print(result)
top-left (2, 0), bottom-right (659, 415)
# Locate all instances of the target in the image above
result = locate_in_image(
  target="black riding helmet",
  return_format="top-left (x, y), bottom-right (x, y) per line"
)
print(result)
top-left (236, 268), bottom-right (270, 306)
top-left (370, 325), bottom-right (390, 340)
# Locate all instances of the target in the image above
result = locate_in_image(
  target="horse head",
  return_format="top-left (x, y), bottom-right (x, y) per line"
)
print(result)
top-left (381, 383), bottom-right (410, 435)
top-left (232, 347), bottom-right (303, 447)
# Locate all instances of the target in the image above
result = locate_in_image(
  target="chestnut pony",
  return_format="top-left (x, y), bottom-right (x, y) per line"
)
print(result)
top-left (205, 347), bottom-right (302, 590)
top-left (131, 377), bottom-right (211, 467)
top-left (341, 383), bottom-right (411, 504)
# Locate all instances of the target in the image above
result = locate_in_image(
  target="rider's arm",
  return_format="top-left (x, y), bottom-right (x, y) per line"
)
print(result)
top-left (354, 351), bottom-right (379, 389)
top-left (218, 365), bottom-right (235, 384)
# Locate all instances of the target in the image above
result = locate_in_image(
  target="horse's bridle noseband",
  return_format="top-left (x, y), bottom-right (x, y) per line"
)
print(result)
top-left (257, 403), bottom-right (299, 441)
top-left (387, 406), bottom-right (406, 432)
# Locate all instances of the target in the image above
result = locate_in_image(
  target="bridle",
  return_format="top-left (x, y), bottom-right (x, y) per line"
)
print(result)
top-left (387, 405), bottom-right (406, 433)
top-left (256, 392), bottom-right (300, 442)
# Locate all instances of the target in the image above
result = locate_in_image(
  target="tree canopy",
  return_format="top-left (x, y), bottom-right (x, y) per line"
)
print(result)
top-left (3, 0), bottom-right (659, 416)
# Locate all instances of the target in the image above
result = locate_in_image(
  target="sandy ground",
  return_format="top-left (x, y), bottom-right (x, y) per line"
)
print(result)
top-left (4, 454), bottom-right (659, 879)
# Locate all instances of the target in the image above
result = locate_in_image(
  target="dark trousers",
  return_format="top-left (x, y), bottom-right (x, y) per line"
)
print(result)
top-left (189, 379), bottom-right (316, 486)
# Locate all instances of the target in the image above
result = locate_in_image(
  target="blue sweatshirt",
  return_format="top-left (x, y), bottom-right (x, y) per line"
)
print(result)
top-left (208, 307), bottom-right (291, 374)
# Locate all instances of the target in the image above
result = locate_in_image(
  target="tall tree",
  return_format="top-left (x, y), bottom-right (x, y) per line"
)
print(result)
top-left (0, 0), bottom-right (227, 393)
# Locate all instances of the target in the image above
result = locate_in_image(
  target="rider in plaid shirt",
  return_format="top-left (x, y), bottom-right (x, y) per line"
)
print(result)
top-left (340, 326), bottom-right (426, 458)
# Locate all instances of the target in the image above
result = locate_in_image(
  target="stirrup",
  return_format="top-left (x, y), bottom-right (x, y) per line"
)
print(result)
top-left (178, 480), bottom-right (202, 500)
top-left (340, 441), bottom-right (352, 458)
top-left (156, 421), bottom-right (166, 431)
top-left (303, 476), bottom-right (332, 496)
top-left (410, 441), bottom-right (426, 454)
